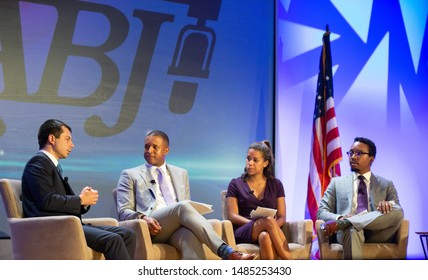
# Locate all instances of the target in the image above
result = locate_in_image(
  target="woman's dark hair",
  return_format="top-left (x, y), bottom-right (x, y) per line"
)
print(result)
top-left (38, 119), bottom-right (71, 149)
top-left (241, 140), bottom-right (275, 181)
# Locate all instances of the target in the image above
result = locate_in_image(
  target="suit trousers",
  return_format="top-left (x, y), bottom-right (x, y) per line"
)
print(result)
top-left (83, 224), bottom-right (137, 260)
top-left (337, 208), bottom-right (404, 259)
top-left (150, 201), bottom-right (224, 259)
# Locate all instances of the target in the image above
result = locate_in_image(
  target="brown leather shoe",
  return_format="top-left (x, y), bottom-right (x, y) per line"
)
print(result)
top-left (320, 219), bottom-right (352, 240)
top-left (320, 220), bottom-right (339, 239)
top-left (228, 251), bottom-right (258, 260)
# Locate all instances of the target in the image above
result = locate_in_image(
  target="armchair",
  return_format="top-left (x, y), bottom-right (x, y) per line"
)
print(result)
top-left (220, 190), bottom-right (313, 259)
top-left (112, 188), bottom-right (222, 260)
top-left (315, 219), bottom-right (409, 259)
top-left (0, 178), bottom-right (118, 259)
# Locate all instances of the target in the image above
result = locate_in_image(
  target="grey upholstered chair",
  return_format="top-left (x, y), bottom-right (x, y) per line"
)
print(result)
top-left (220, 190), bottom-right (313, 259)
top-left (112, 188), bottom-right (222, 260)
top-left (0, 178), bottom-right (118, 259)
top-left (315, 219), bottom-right (409, 259)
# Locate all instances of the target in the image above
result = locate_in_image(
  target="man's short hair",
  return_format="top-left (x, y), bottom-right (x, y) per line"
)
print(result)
top-left (354, 137), bottom-right (376, 158)
top-left (146, 130), bottom-right (170, 146)
top-left (38, 119), bottom-right (71, 149)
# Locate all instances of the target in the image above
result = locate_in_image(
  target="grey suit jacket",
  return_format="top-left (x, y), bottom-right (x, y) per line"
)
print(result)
top-left (116, 163), bottom-right (190, 221)
top-left (317, 173), bottom-right (402, 223)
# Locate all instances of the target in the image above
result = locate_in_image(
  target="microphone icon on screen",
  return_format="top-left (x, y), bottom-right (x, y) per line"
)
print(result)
top-left (166, 0), bottom-right (222, 114)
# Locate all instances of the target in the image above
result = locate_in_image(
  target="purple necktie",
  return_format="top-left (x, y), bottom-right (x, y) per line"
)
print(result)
top-left (357, 175), bottom-right (368, 213)
top-left (157, 168), bottom-right (175, 205)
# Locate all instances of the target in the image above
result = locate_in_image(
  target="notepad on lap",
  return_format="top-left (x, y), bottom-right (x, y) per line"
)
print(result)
top-left (250, 206), bottom-right (277, 219)
top-left (185, 200), bottom-right (214, 215)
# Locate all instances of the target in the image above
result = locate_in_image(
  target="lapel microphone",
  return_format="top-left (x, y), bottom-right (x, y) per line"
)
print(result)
top-left (150, 180), bottom-right (156, 185)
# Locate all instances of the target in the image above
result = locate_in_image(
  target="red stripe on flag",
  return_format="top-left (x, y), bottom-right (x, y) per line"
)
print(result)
top-left (306, 26), bottom-right (342, 245)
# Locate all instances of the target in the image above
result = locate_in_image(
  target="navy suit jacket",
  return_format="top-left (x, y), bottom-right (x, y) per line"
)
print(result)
top-left (22, 152), bottom-right (88, 218)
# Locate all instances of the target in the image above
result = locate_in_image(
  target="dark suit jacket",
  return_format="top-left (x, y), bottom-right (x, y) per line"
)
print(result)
top-left (22, 152), bottom-right (88, 218)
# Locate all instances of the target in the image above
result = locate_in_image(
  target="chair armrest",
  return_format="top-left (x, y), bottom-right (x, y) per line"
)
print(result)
top-left (282, 219), bottom-right (313, 245)
top-left (397, 219), bottom-right (409, 259)
top-left (207, 219), bottom-right (222, 236)
top-left (315, 220), bottom-right (325, 243)
top-left (9, 216), bottom-right (88, 259)
top-left (282, 219), bottom-right (313, 259)
top-left (220, 220), bottom-right (237, 249)
top-left (316, 219), bottom-right (335, 259)
top-left (304, 219), bottom-right (314, 245)
top-left (83, 217), bottom-right (119, 226)
top-left (119, 219), bottom-right (154, 260)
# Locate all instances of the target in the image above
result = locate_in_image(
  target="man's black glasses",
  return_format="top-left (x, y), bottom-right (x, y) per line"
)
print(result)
top-left (346, 151), bottom-right (370, 157)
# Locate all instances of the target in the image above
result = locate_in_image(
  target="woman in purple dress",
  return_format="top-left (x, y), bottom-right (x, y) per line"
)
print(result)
top-left (226, 140), bottom-right (292, 260)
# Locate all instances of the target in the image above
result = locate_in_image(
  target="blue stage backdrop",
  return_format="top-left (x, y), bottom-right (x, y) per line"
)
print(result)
top-left (1, 0), bottom-right (427, 260)
top-left (0, 0), bottom-right (274, 236)
top-left (276, 0), bottom-right (428, 259)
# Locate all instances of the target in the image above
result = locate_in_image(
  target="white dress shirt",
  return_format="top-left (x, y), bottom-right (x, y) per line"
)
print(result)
top-left (147, 163), bottom-right (177, 210)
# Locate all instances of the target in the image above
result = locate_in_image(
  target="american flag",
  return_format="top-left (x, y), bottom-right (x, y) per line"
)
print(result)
top-left (306, 25), bottom-right (342, 227)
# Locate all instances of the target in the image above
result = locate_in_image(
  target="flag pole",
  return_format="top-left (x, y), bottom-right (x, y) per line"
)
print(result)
top-left (305, 24), bottom-right (343, 259)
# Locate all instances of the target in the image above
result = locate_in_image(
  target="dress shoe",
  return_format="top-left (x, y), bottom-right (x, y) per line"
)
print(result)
top-left (320, 220), bottom-right (339, 239)
top-left (320, 219), bottom-right (351, 240)
top-left (228, 251), bottom-right (258, 260)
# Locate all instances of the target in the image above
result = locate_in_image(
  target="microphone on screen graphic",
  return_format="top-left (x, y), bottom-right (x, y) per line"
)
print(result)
top-left (166, 0), bottom-right (221, 114)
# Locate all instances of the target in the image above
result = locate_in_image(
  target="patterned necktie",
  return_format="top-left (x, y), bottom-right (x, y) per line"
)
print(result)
top-left (57, 164), bottom-right (63, 176)
top-left (357, 175), bottom-right (368, 213)
top-left (157, 168), bottom-right (175, 205)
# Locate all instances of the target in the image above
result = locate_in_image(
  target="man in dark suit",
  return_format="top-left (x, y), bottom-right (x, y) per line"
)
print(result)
top-left (22, 119), bottom-right (136, 260)
top-left (116, 129), bottom-right (257, 260)
top-left (317, 137), bottom-right (404, 259)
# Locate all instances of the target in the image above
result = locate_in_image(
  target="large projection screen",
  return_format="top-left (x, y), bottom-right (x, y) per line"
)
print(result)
top-left (0, 0), bottom-right (274, 235)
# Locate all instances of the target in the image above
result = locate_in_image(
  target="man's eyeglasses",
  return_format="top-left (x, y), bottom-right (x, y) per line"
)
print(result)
top-left (346, 150), bottom-right (370, 157)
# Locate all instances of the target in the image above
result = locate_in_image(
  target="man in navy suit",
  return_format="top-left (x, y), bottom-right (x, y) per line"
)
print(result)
top-left (116, 129), bottom-right (257, 260)
top-left (317, 137), bottom-right (404, 259)
top-left (22, 119), bottom-right (136, 259)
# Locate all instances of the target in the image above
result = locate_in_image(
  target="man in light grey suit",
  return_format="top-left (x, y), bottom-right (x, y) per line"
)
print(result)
top-left (317, 137), bottom-right (404, 259)
top-left (116, 129), bottom-right (256, 260)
